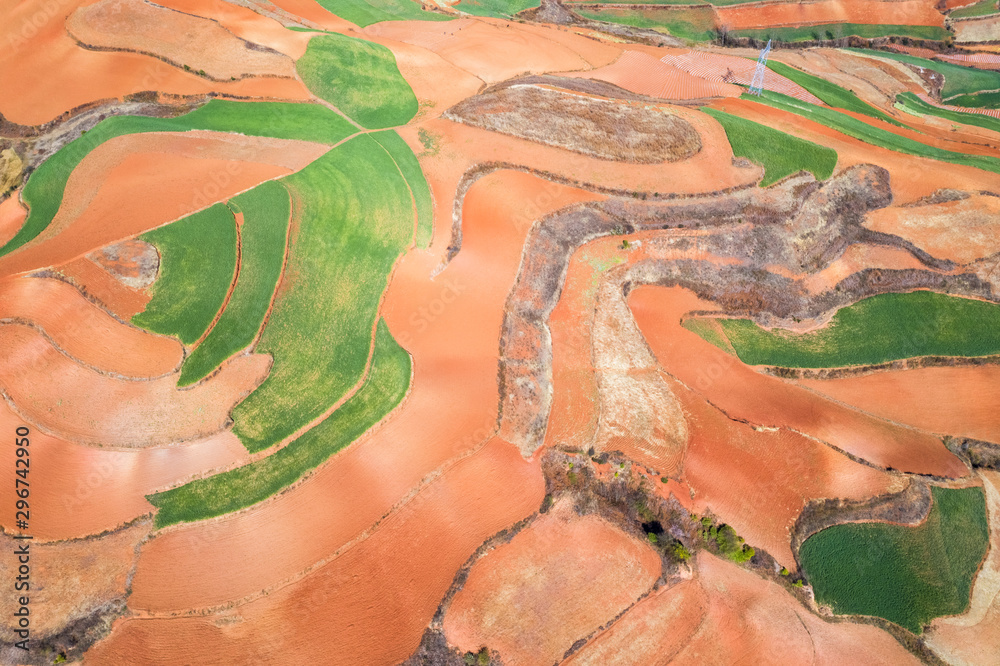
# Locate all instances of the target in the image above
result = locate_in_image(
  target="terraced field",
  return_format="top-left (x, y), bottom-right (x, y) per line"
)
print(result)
top-left (896, 91), bottom-right (1000, 133)
top-left (848, 48), bottom-right (1000, 104)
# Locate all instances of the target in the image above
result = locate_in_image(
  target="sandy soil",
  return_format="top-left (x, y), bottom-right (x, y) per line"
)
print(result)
top-left (0, 0), bottom-right (311, 126)
top-left (443, 497), bottom-right (662, 666)
top-left (954, 14), bottom-right (1000, 43)
top-left (563, 51), bottom-right (744, 100)
top-left (0, 192), bottom-right (27, 248)
top-left (88, 239), bottom-right (159, 289)
top-left (926, 470), bottom-right (1000, 665)
top-left (0, 131), bottom-right (328, 279)
top-left (866, 195), bottom-right (1000, 265)
top-left (629, 285), bottom-right (968, 478)
top-left (0, 324), bottom-right (270, 447)
top-left (0, 275), bottom-right (181, 379)
top-left (0, 520), bottom-right (149, 642)
top-left (67, 0), bottom-right (296, 81)
top-left (798, 366), bottom-right (1000, 444)
top-left (89, 437), bottom-right (543, 665)
top-left (0, 400), bottom-right (248, 540)
top-left (662, 49), bottom-right (824, 103)
top-left (56, 257), bottom-right (153, 320)
top-left (716, 0), bottom-right (945, 29)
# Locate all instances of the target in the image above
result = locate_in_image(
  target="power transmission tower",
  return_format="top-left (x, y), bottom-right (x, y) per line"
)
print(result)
top-left (749, 39), bottom-right (772, 96)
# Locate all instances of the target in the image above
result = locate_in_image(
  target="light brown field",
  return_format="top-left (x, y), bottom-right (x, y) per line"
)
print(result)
top-left (716, 0), bottom-right (945, 29)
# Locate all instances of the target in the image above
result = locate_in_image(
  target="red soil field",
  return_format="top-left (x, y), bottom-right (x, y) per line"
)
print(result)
top-left (67, 0), bottom-right (296, 81)
top-left (926, 470), bottom-right (1000, 664)
top-left (0, 520), bottom-right (149, 640)
top-left (629, 285), bottom-right (967, 477)
top-left (708, 97), bottom-right (1000, 203)
top-left (660, 49), bottom-right (824, 103)
top-left (264, 0), bottom-right (355, 32)
top-left (866, 195), bottom-right (1000, 265)
top-left (0, 0), bottom-right (311, 126)
top-left (0, 193), bottom-right (27, 248)
top-left (90, 437), bottom-right (544, 665)
top-left (716, 0), bottom-right (945, 30)
top-left (564, 50), bottom-right (743, 100)
top-left (0, 275), bottom-right (181, 378)
top-left (366, 18), bottom-right (603, 84)
top-left (798, 366), bottom-right (1000, 443)
top-left (939, 52), bottom-right (1000, 69)
top-left (56, 256), bottom-right (152, 319)
top-left (122, 170), bottom-right (597, 615)
top-left (0, 324), bottom-right (269, 447)
top-left (563, 578), bottom-right (708, 665)
top-left (801, 243), bottom-right (928, 295)
top-left (443, 498), bottom-right (662, 666)
top-left (152, 0), bottom-right (313, 59)
top-left (0, 131), bottom-right (328, 279)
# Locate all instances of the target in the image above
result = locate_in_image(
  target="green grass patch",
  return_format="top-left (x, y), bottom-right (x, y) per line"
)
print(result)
top-left (702, 108), bottom-right (838, 185)
top-left (733, 23), bottom-right (949, 44)
top-left (231, 134), bottom-right (413, 453)
top-left (296, 33), bottom-right (417, 129)
top-left (149, 319), bottom-right (410, 527)
top-left (950, 0), bottom-right (999, 19)
top-left (766, 60), bottom-right (905, 127)
top-left (846, 48), bottom-right (1000, 101)
top-left (453, 0), bottom-right (539, 17)
top-left (681, 317), bottom-right (733, 352)
top-left (576, 7), bottom-right (717, 42)
top-left (800, 486), bottom-right (988, 633)
top-left (1, 100), bottom-right (354, 260)
top-left (132, 204), bottom-right (237, 345)
top-left (314, 0), bottom-right (453, 25)
top-left (178, 182), bottom-right (291, 386)
top-left (371, 130), bottom-right (433, 248)
top-left (747, 89), bottom-right (1000, 175)
top-left (946, 90), bottom-right (1000, 108)
top-left (712, 291), bottom-right (1000, 368)
top-left (895, 91), bottom-right (1000, 134)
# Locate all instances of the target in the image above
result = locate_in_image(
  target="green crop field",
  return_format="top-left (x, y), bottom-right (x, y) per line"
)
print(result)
top-left (371, 130), bottom-right (434, 248)
top-left (149, 319), bottom-right (410, 527)
top-left (950, 0), bottom-right (999, 18)
top-left (710, 291), bottom-right (1000, 368)
top-left (231, 134), bottom-right (413, 453)
top-left (846, 49), bottom-right (1000, 102)
top-left (946, 90), bottom-right (1000, 108)
top-left (315, 0), bottom-right (453, 26)
top-left (178, 181), bottom-right (291, 386)
top-left (747, 90), bottom-right (1000, 175)
top-left (733, 23), bottom-right (949, 44)
top-left (896, 91), bottom-right (1000, 134)
top-left (576, 7), bottom-right (717, 42)
top-left (0, 100), bottom-right (356, 260)
top-left (132, 204), bottom-right (237, 345)
top-left (800, 486), bottom-right (988, 633)
top-left (703, 108), bottom-right (838, 185)
top-left (681, 317), bottom-right (732, 352)
top-left (454, 0), bottom-right (540, 17)
top-left (296, 33), bottom-right (418, 129)
top-left (766, 60), bottom-right (905, 127)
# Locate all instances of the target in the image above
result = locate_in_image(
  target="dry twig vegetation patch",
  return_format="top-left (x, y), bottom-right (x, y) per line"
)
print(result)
top-left (445, 85), bottom-right (701, 164)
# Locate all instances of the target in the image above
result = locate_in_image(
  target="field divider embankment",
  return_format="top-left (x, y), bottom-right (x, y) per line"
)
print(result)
top-left (131, 427), bottom-right (500, 617)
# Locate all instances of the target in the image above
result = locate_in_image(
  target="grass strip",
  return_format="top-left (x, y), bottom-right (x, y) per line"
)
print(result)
top-left (132, 203), bottom-right (237, 345)
top-left (713, 291), bottom-right (1000, 368)
top-left (575, 7), bottom-right (717, 42)
top-left (703, 107), bottom-right (838, 185)
top-left (231, 134), bottom-right (413, 453)
top-left (800, 486), bottom-right (989, 633)
top-left (846, 48), bottom-right (1000, 101)
top-left (149, 319), bottom-right (410, 527)
top-left (732, 23), bottom-right (949, 44)
top-left (895, 91), bottom-right (1000, 133)
top-left (314, 0), bottom-right (453, 26)
top-left (178, 181), bottom-right (291, 385)
top-left (371, 130), bottom-right (434, 248)
top-left (453, 0), bottom-right (540, 17)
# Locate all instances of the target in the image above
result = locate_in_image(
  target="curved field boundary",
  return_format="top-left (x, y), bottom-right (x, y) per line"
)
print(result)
top-left (371, 130), bottom-right (434, 249)
top-left (453, 0), bottom-right (541, 17)
top-left (178, 181), bottom-right (291, 385)
top-left (0, 100), bottom-right (354, 260)
top-left (132, 203), bottom-right (238, 345)
top-left (702, 107), bottom-right (837, 185)
top-left (800, 486), bottom-right (989, 633)
top-left (575, 6), bottom-right (718, 42)
top-left (295, 33), bottom-right (418, 129)
top-left (311, 0), bottom-right (454, 26)
top-left (748, 90), bottom-right (1000, 175)
top-left (766, 60), bottom-right (906, 127)
top-left (659, 51), bottom-right (823, 103)
top-left (148, 319), bottom-right (410, 527)
top-left (902, 92), bottom-right (1000, 125)
top-left (706, 291), bottom-right (1000, 368)
top-left (231, 134), bottom-right (414, 453)
top-left (846, 48), bottom-right (1000, 102)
